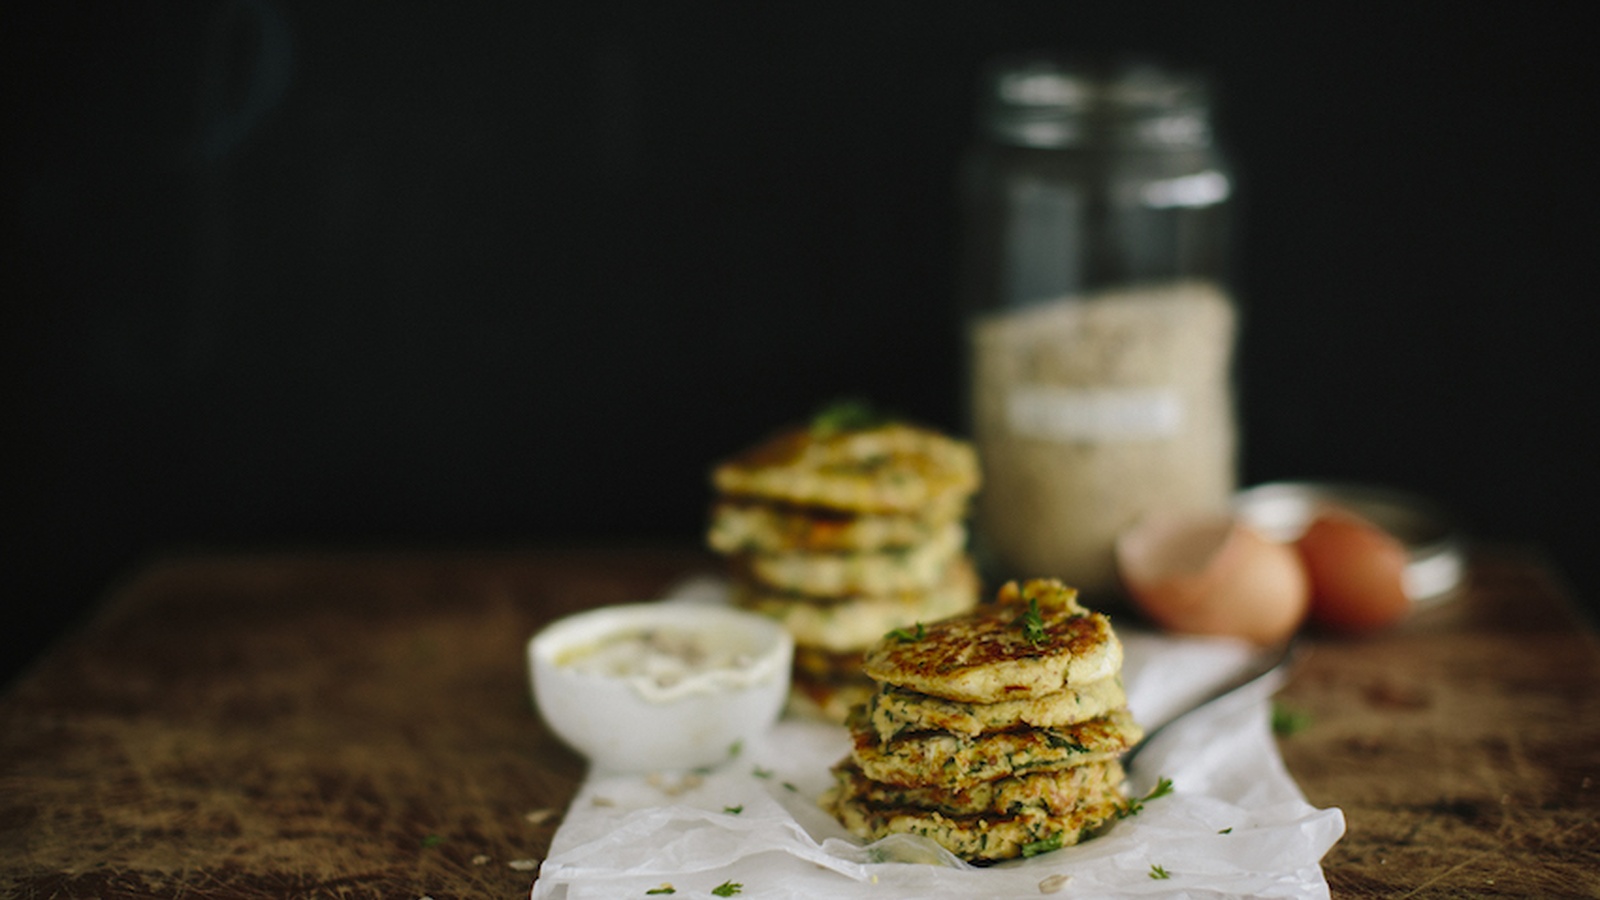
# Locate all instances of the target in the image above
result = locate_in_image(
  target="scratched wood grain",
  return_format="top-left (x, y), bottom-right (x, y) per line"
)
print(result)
top-left (0, 547), bottom-right (715, 900)
top-left (1, 545), bottom-right (1596, 898)
top-left (1276, 551), bottom-right (1600, 898)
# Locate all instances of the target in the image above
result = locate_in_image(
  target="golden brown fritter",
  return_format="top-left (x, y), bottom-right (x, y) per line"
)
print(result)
top-left (827, 757), bottom-right (1125, 819)
top-left (865, 677), bottom-right (1127, 742)
top-left (731, 559), bottom-right (982, 654)
top-left (849, 707), bottom-right (1143, 789)
top-left (822, 771), bottom-right (1126, 863)
top-left (706, 496), bottom-right (968, 555)
top-left (862, 579), bottom-right (1122, 703)
top-left (711, 422), bottom-right (980, 516)
top-left (728, 521), bottom-right (967, 597)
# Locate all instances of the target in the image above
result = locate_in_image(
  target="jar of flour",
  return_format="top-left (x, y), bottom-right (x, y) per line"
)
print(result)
top-left (959, 56), bottom-right (1238, 599)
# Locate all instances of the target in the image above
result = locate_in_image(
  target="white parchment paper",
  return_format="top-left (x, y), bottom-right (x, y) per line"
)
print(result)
top-left (531, 578), bottom-right (1344, 899)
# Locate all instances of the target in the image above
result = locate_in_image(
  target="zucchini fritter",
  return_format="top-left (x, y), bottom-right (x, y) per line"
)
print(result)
top-left (865, 676), bottom-right (1126, 742)
top-left (863, 579), bottom-right (1122, 703)
top-left (731, 559), bottom-right (981, 654)
top-left (712, 422), bottom-right (980, 515)
top-left (849, 707), bottom-right (1142, 788)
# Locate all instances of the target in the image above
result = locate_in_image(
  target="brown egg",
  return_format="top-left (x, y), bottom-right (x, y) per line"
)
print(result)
top-left (1295, 509), bottom-right (1411, 635)
top-left (1116, 512), bottom-right (1310, 646)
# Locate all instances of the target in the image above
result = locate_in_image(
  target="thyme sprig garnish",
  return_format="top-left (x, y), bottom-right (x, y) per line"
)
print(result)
top-left (886, 622), bottom-right (925, 643)
top-left (1118, 776), bottom-right (1175, 818)
top-left (1019, 598), bottom-right (1049, 645)
top-left (810, 397), bottom-right (887, 436)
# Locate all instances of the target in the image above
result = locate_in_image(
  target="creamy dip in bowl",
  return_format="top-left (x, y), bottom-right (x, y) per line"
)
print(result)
top-left (528, 601), bottom-right (793, 773)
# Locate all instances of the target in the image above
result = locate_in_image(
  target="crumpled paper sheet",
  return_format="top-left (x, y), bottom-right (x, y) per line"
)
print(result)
top-left (531, 578), bottom-right (1344, 899)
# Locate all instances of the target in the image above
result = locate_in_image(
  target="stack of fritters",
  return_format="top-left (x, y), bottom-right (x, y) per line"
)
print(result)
top-left (821, 579), bottom-right (1143, 863)
top-left (707, 416), bottom-right (983, 722)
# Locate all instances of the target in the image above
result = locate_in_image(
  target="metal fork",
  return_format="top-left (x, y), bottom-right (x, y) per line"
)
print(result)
top-left (1122, 638), bottom-right (1305, 771)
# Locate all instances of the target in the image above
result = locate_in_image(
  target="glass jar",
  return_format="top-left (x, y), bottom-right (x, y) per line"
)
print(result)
top-left (960, 56), bottom-right (1238, 600)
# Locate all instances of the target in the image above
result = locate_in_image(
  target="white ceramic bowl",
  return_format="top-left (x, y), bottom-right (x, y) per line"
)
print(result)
top-left (528, 602), bottom-right (793, 774)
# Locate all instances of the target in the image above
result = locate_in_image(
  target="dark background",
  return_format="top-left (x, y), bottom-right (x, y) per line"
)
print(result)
top-left (4, 2), bottom-right (1595, 688)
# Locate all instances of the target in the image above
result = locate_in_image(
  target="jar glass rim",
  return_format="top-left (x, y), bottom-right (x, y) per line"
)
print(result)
top-left (981, 56), bottom-right (1215, 149)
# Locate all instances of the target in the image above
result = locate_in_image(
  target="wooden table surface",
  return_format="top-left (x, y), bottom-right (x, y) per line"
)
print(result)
top-left (1, 544), bottom-right (1597, 899)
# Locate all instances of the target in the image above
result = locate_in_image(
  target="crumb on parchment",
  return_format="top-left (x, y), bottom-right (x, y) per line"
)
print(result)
top-left (1039, 872), bottom-right (1073, 893)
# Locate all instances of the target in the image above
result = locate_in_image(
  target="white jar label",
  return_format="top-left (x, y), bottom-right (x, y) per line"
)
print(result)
top-left (1005, 385), bottom-right (1183, 441)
